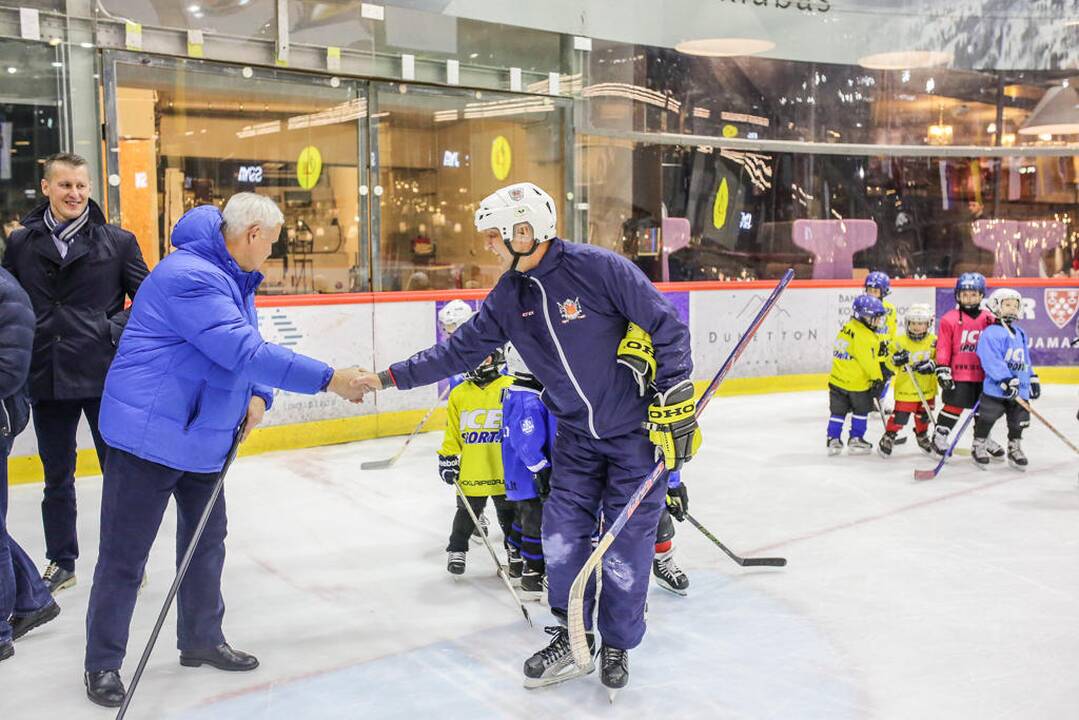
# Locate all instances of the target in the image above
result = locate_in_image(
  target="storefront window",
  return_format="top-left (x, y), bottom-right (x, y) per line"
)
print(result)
top-left (0, 38), bottom-right (62, 256)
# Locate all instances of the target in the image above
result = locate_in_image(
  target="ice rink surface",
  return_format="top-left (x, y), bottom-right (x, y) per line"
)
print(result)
top-left (2, 386), bottom-right (1077, 720)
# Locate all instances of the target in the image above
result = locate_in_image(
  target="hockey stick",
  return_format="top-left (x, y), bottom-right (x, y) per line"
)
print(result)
top-left (1016, 397), bottom-right (1079, 456)
top-left (567, 268), bottom-right (795, 669)
top-left (361, 384), bottom-right (452, 470)
top-left (117, 420), bottom-right (247, 720)
top-left (450, 480), bottom-right (533, 628)
top-left (684, 513), bottom-right (786, 567)
top-left (914, 399), bottom-right (979, 481)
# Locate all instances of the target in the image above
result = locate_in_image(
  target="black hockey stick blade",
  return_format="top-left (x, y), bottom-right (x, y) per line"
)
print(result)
top-left (359, 458), bottom-right (396, 470)
top-left (685, 513), bottom-right (787, 567)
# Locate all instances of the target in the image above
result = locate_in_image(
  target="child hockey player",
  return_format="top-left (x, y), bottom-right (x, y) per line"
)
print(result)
top-left (360, 181), bottom-right (698, 696)
top-left (933, 273), bottom-right (1005, 459)
top-left (501, 343), bottom-right (552, 601)
top-left (438, 350), bottom-right (515, 575)
top-left (864, 271), bottom-right (897, 411)
top-left (878, 303), bottom-right (937, 457)
top-left (972, 288), bottom-right (1040, 470)
top-left (828, 295), bottom-right (887, 455)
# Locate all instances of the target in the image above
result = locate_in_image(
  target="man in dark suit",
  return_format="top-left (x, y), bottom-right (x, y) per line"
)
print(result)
top-left (1, 153), bottom-right (148, 593)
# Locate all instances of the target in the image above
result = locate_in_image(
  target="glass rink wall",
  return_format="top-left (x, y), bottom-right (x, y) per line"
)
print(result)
top-left (0, 0), bottom-right (1076, 290)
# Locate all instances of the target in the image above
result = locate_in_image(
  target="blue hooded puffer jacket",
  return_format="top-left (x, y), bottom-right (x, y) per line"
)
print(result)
top-left (99, 205), bottom-right (331, 473)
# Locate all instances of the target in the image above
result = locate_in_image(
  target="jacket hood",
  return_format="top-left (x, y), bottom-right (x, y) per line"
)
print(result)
top-left (172, 204), bottom-right (263, 293)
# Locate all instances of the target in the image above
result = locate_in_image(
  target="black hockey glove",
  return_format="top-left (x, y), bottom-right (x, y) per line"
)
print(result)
top-left (1030, 375), bottom-right (1041, 400)
top-left (891, 349), bottom-right (910, 367)
top-left (913, 359), bottom-right (935, 375)
top-left (616, 322), bottom-right (657, 397)
top-left (869, 380), bottom-right (885, 399)
top-left (999, 378), bottom-right (1020, 400)
top-left (533, 465), bottom-right (552, 501)
top-left (666, 483), bottom-right (688, 522)
top-left (878, 340), bottom-right (889, 358)
top-left (438, 454), bottom-right (460, 485)
top-left (645, 380), bottom-right (702, 472)
top-left (936, 365), bottom-right (955, 391)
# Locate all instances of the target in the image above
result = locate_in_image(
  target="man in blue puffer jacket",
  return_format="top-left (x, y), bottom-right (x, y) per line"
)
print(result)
top-left (358, 183), bottom-right (699, 694)
top-left (82, 194), bottom-right (368, 708)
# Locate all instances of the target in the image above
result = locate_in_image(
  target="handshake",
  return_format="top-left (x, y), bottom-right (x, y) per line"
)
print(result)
top-left (326, 368), bottom-right (385, 403)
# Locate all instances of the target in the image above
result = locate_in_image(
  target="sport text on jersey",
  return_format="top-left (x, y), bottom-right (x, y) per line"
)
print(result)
top-left (959, 328), bottom-right (982, 353)
top-left (459, 409), bottom-right (504, 445)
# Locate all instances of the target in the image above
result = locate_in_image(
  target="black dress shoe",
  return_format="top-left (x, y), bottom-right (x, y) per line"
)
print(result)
top-left (85, 670), bottom-right (126, 708)
top-left (180, 643), bottom-right (259, 672)
top-left (0, 641), bottom-right (13, 662)
top-left (11, 600), bottom-right (60, 640)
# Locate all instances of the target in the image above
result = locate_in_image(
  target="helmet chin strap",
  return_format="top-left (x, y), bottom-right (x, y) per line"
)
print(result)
top-left (504, 236), bottom-right (540, 272)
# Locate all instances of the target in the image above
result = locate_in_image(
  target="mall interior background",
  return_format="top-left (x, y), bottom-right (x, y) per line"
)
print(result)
top-left (0, 0), bottom-right (1077, 291)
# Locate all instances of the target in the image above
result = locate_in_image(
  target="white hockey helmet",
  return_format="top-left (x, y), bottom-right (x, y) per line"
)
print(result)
top-left (904, 303), bottom-right (934, 341)
top-left (503, 342), bottom-right (534, 380)
top-left (474, 182), bottom-right (557, 271)
top-left (986, 288), bottom-right (1022, 323)
top-left (438, 299), bottom-right (474, 334)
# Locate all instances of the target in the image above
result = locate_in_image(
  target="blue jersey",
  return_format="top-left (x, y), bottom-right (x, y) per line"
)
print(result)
top-left (976, 322), bottom-right (1033, 400)
top-left (501, 384), bottom-right (556, 501)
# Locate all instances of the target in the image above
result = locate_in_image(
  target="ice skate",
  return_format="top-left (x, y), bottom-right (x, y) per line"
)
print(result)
top-left (446, 551), bottom-right (465, 576)
top-left (506, 546), bottom-right (523, 583)
top-left (877, 431), bottom-right (896, 458)
top-left (1007, 439), bottom-right (1028, 470)
top-left (931, 428), bottom-right (951, 456)
top-left (827, 437), bottom-right (843, 456)
top-left (915, 432), bottom-right (934, 456)
top-left (600, 645), bottom-right (629, 702)
top-left (519, 569), bottom-right (545, 602)
top-left (985, 438), bottom-right (1006, 462)
top-left (522, 625), bottom-right (595, 688)
top-left (847, 437), bottom-right (872, 455)
top-left (652, 548), bottom-right (689, 596)
top-left (971, 437), bottom-right (990, 469)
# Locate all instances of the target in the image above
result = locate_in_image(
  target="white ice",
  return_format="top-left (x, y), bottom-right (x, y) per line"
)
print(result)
top-left (2, 386), bottom-right (1077, 719)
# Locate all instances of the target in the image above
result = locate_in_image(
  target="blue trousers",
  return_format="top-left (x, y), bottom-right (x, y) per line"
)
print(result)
top-left (33, 398), bottom-right (108, 572)
top-left (543, 427), bottom-right (667, 651)
top-left (84, 448), bottom-right (227, 672)
top-left (1, 434), bottom-right (54, 644)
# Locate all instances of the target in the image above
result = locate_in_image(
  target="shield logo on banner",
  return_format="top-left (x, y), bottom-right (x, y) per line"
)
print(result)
top-left (1044, 289), bottom-right (1079, 329)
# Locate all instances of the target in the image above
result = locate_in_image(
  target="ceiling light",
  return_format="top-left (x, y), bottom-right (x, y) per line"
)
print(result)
top-left (675, 38), bottom-right (775, 57)
top-left (6, 67), bottom-right (15, 74)
top-left (1018, 84), bottom-right (1079, 135)
top-left (188, 4), bottom-right (200, 11)
top-left (857, 50), bottom-right (951, 70)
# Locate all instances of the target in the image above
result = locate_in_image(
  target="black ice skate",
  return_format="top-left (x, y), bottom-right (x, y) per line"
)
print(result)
top-left (42, 562), bottom-right (75, 593)
top-left (985, 438), bottom-right (1006, 461)
top-left (847, 437), bottom-right (872, 455)
top-left (520, 569), bottom-right (545, 602)
top-left (507, 546), bottom-right (523, 583)
top-left (447, 551), bottom-right (466, 575)
top-left (877, 431), bottom-right (897, 458)
top-left (827, 437), bottom-right (843, 456)
top-left (971, 438), bottom-right (991, 469)
top-left (915, 432), bottom-right (934, 456)
top-left (652, 548), bottom-right (689, 596)
top-left (522, 625), bottom-right (595, 688)
top-left (600, 645), bottom-right (629, 702)
top-left (1007, 439), bottom-right (1028, 470)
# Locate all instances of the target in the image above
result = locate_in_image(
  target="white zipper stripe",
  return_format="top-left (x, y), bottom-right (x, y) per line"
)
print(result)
top-left (530, 276), bottom-right (599, 439)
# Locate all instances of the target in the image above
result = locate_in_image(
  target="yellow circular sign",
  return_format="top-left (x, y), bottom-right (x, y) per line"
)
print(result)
top-left (491, 135), bottom-right (512, 181)
top-left (713, 178), bottom-right (729, 230)
top-left (297, 146), bottom-right (322, 190)
top-left (722, 124), bottom-right (739, 138)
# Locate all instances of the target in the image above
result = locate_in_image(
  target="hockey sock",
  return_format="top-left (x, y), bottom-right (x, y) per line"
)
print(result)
top-left (937, 404), bottom-right (963, 433)
top-left (655, 540), bottom-right (672, 554)
top-left (521, 533), bottom-right (544, 565)
top-left (886, 410), bottom-right (910, 433)
top-left (507, 522), bottom-right (523, 550)
top-left (850, 414), bottom-right (867, 439)
top-left (914, 412), bottom-right (930, 434)
top-left (827, 415), bottom-right (845, 439)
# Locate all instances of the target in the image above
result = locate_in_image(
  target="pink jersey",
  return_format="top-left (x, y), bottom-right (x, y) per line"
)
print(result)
top-left (935, 308), bottom-right (995, 382)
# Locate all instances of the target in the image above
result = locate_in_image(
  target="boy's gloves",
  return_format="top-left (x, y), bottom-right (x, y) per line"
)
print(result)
top-left (1030, 375), bottom-right (1040, 400)
top-left (666, 483), bottom-right (688, 522)
top-left (645, 380), bottom-right (702, 472)
top-left (891, 349), bottom-right (910, 367)
top-left (617, 322), bottom-right (657, 397)
top-left (438, 454), bottom-right (460, 485)
top-left (936, 365), bottom-right (955, 391)
top-left (533, 465), bottom-right (552, 501)
top-left (869, 380), bottom-right (885, 398)
top-left (913, 359), bottom-right (935, 374)
top-left (999, 378), bottom-right (1020, 400)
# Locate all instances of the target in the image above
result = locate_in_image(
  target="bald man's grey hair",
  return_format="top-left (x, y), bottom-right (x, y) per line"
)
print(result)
top-left (221, 192), bottom-right (284, 235)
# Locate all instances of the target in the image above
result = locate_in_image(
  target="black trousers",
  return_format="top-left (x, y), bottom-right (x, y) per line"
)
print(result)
top-left (33, 398), bottom-right (108, 571)
top-left (509, 497), bottom-right (545, 574)
top-left (974, 394), bottom-right (1029, 440)
top-left (446, 493), bottom-right (514, 552)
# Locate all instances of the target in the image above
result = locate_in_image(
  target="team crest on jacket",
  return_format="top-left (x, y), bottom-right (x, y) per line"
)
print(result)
top-left (558, 297), bottom-right (586, 323)
top-left (521, 417), bottom-right (535, 435)
top-left (1044, 289), bottom-right (1079, 329)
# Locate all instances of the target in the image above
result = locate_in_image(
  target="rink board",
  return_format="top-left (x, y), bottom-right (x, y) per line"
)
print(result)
top-left (8, 279), bottom-right (1077, 484)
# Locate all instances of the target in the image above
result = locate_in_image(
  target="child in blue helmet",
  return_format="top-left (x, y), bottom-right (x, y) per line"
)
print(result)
top-left (864, 271), bottom-right (897, 410)
top-left (828, 295), bottom-right (887, 455)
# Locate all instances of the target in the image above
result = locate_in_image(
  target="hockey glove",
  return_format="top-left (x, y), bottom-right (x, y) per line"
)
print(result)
top-left (869, 380), bottom-right (885, 399)
top-left (645, 380), bottom-right (702, 472)
top-left (1030, 375), bottom-right (1041, 400)
top-left (533, 465), bottom-right (552, 501)
top-left (438, 454), bottom-right (461, 485)
top-left (936, 365), bottom-right (955, 391)
top-left (913, 359), bottom-right (936, 375)
top-left (617, 322), bottom-right (657, 397)
top-left (878, 340), bottom-right (889, 358)
top-left (891, 349), bottom-right (910, 367)
top-left (999, 378), bottom-right (1020, 400)
top-left (666, 483), bottom-right (688, 522)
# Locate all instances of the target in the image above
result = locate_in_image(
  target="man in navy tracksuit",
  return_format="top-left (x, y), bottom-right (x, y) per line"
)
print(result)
top-left (360, 183), bottom-right (698, 693)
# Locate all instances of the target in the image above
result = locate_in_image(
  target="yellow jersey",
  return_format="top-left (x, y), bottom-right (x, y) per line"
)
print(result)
top-left (830, 319), bottom-right (884, 392)
top-left (886, 333), bottom-right (937, 403)
top-left (882, 299), bottom-right (898, 341)
top-left (439, 375), bottom-right (513, 497)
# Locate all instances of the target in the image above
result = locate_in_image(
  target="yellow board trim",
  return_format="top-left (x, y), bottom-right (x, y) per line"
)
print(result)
top-left (8, 368), bottom-right (1076, 486)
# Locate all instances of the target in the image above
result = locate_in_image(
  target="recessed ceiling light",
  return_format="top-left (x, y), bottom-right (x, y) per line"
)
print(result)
top-left (857, 50), bottom-right (951, 70)
top-left (675, 38), bottom-right (775, 57)
top-left (6, 67), bottom-right (16, 74)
